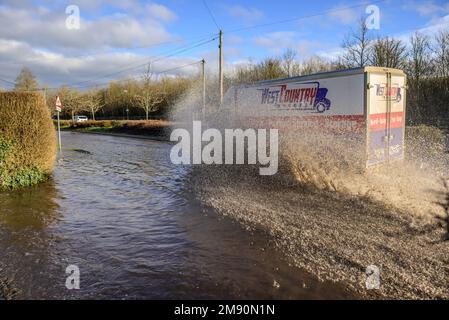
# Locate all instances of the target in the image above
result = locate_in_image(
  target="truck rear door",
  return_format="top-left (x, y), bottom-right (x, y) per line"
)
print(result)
top-left (366, 70), bottom-right (406, 167)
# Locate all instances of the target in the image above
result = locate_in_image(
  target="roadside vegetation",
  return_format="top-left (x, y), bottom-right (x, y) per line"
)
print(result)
top-left (55, 119), bottom-right (172, 138)
top-left (5, 19), bottom-right (449, 176)
top-left (229, 19), bottom-right (449, 127)
top-left (0, 92), bottom-right (56, 190)
top-left (45, 75), bottom-right (193, 122)
top-left (8, 18), bottom-right (449, 130)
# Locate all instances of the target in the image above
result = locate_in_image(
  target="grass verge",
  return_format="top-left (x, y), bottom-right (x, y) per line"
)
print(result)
top-left (55, 119), bottom-right (172, 139)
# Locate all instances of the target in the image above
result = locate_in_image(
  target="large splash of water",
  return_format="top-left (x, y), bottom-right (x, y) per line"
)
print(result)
top-left (170, 82), bottom-right (448, 224)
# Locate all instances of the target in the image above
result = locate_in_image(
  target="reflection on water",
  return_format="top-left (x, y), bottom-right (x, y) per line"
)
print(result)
top-left (0, 182), bottom-right (60, 230)
top-left (0, 131), bottom-right (355, 299)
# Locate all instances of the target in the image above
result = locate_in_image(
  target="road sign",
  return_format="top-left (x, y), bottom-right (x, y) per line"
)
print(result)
top-left (55, 96), bottom-right (62, 112)
top-left (55, 96), bottom-right (62, 151)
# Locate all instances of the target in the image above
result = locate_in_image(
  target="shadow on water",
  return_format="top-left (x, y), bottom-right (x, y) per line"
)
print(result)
top-left (177, 191), bottom-right (357, 299)
top-left (0, 181), bottom-right (60, 230)
top-left (0, 181), bottom-right (62, 299)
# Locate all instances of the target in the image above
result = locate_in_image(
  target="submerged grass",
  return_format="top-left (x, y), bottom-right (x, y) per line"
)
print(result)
top-left (1, 167), bottom-right (49, 190)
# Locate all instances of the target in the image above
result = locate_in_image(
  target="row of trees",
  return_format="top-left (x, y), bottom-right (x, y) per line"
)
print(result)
top-left (232, 19), bottom-right (449, 125)
top-left (53, 66), bottom-right (194, 120)
top-left (232, 53), bottom-right (337, 84)
top-left (232, 21), bottom-right (449, 80)
top-left (340, 19), bottom-right (449, 124)
top-left (10, 19), bottom-right (449, 125)
top-left (12, 66), bottom-right (194, 120)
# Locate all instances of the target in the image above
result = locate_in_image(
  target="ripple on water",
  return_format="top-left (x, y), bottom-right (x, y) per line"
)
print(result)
top-left (0, 132), bottom-right (355, 299)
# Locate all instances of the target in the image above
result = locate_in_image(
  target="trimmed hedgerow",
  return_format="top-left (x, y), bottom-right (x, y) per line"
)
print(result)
top-left (0, 92), bottom-right (56, 190)
top-left (55, 119), bottom-right (171, 137)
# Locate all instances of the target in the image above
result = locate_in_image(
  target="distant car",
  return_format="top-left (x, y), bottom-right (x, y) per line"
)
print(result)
top-left (73, 115), bottom-right (88, 122)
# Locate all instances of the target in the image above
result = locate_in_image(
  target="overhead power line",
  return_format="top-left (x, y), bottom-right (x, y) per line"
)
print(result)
top-left (0, 0), bottom-right (396, 90)
top-left (226, 0), bottom-right (387, 34)
top-left (64, 36), bottom-right (218, 88)
top-left (0, 34), bottom-right (219, 80)
top-left (0, 77), bottom-right (16, 86)
top-left (0, 36), bottom-right (217, 90)
top-left (14, 32), bottom-right (219, 63)
top-left (72, 60), bottom-right (204, 89)
top-left (202, 0), bottom-right (220, 31)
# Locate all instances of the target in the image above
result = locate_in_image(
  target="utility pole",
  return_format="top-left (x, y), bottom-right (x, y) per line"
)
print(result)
top-left (219, 29), bottom-right (223, 105)
top-left (201, 59), bottom-right (206, 120)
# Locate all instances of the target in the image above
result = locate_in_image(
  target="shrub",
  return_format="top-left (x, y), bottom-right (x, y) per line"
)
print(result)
top-left (111, 120), bottom-right (122, 128)
top-left (52, 118), bottom-right (172, 138)
top-left (62, 120), bottom-right (114, 129)
top-left (0, 92), bottom-right (56, 190)
top-left (114, 120), bottom-right (170, 136)
top-left (53, 119), bottom-right (71, 128)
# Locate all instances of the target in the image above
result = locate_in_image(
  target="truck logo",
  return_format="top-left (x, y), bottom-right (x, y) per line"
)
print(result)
top-left (375, 84), bottom-right (401, 102)
top-left (259, 81), bottom-right (331, 113)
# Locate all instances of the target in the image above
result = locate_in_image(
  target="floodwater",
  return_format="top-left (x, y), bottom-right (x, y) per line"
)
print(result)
top-left (0, 131), bottom-right (355, 299)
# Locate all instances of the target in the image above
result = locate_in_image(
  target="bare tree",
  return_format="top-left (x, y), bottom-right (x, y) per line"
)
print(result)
top-left (406, 32), bottom-right (433, 122)
top-left (433, 29), bottom-right (449, 118)
top-left (257, 58), bottom-right (287, 80)
top-left (14, 67), bottom-right (39, 91)
top-left (300, 56), bottom-right (333, 75)
top-left (135, 64), bottom-right (165, 120)
top-left (331, 57), bottom-right (348, 70)
top-left (83, 90), bottom-right (104, 121)
top-left (370, 36), bottom-right (407, 68)
top-left (407, 32), bottom-right (433, 81)
top-left (282, 48), bottom-right (298, 77)
top-left (341, 18), bottom-right (372, 68)
top-left (57, 87), bottom-right (86, 120)
top-left (290, 62), bottom-right (302, 76)
top-left (434, 30), bottom-right (449, 78)
top-left (234, 57), bottom-right (287, 83)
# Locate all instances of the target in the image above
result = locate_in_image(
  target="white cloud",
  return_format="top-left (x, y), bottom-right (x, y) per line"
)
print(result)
top-left (146, 3), bottom-right (177, 22)
top-left (253, 31), bottom-right (323, 58)
top-left (0, 2), bottom-right (211, 88)
top-left (412, 0), bottom-right (449, 16)
top-left (328, 6), bottom-right (359, 25)
top-left (0, 5), bottom-right (175, 51)
top-left (0, 38), bottom-right (202, 88)
top-left (224, 47), bottom-right (242, 58)
top-left (395, 13), bottom-right (449, 43)
top-left (227, 35), bottom-right (244, 45)
top-left (253, 31), bottom-right (296, 50)
top-left (225, 5), bottom-right (264, 24)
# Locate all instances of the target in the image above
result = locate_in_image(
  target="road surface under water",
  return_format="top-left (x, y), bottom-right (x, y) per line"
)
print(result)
top-left (0, 131), bottom-right (355, 299)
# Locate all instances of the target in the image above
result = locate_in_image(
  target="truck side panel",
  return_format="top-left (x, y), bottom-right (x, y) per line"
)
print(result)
top-left (234, 73), bottom-right (366, 133)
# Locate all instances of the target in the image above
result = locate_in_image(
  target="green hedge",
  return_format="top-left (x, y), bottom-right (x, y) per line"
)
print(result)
top-left (0, 92), bottom-right (56, 190)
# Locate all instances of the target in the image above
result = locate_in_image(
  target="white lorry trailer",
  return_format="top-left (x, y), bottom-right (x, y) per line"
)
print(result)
top-left (222, 66), bottom-right (407, 168)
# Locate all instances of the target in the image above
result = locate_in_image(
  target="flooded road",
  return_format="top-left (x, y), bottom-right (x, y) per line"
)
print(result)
top-left (0, 131), bottom-right (354, 299)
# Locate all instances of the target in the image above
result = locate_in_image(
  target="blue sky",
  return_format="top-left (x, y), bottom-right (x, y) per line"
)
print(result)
top-left (0, 0), bottom-right (448, 88)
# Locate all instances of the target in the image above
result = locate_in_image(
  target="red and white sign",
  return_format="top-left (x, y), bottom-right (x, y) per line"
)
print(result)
top-left (55, 96), bottom-right (62, 112)
top-left (369, 111), bottom-right (404, 131)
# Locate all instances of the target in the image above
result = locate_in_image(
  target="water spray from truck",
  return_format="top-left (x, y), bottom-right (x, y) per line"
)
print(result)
top-left (170, 66), bottom-right (448, 223)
